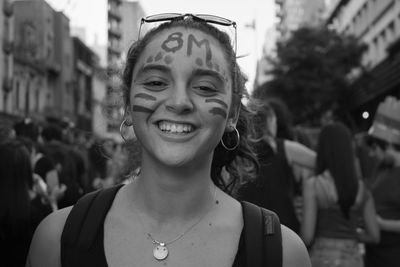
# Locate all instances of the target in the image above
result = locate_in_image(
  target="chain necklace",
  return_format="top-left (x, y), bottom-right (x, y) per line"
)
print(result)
top-left (136, 185), bottom-right (217, 261)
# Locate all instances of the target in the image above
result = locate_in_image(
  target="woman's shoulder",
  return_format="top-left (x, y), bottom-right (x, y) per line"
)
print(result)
top-left (281, 225), bottom-right (311, 267)
top-left (27, 206), bottom-right (72, 267)
top-left (308, 172), bottom-right (338, 207)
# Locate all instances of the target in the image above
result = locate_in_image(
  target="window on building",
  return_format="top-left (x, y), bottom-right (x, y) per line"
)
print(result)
top-left (25, 82), bottom-right (30, 114)
top-left (387, 21), bottom-right (395, 44)
top-left (35, 88), bottom-right (39, 112)
top-left (15, 81), bottom-right (20, 111)
top-left (372, 37), bottom-right (379, 64)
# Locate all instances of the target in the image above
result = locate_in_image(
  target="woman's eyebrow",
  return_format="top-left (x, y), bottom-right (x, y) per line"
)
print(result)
top-left (191, 69), bottom-right (226, 86)
top-left (136, 64), bottom-right (171, 77)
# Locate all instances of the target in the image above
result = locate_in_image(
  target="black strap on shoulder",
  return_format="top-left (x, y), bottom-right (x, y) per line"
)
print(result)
top-left (242, 201), bottom-right (282, 267)
top-left (61, 184), bottom-right (123, 265)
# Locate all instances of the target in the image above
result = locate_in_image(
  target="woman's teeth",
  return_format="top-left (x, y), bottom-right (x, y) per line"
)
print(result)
top-left (158, 121), bottom-right (193, 133)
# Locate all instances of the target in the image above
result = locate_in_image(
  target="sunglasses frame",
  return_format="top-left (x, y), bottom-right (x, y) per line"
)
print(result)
top-left (138, 13), bottom-right (237, 54)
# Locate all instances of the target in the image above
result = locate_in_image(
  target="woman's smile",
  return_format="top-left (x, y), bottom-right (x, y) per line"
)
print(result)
top-left (157, 120), bottom-right (195, 134)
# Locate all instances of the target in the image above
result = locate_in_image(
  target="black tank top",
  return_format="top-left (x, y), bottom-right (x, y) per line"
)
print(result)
top-left (238, 138), bottom-right (300, 233)
top-left (61, 185), bottom-right (246, 266)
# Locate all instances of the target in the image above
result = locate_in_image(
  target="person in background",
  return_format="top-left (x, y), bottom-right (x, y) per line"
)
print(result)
top-left (27, 14), bottom-right (310, 267)
top-left (239, 99), bottom-right (316, 233)
top-left (14, 119), bottom-right (65, 211)
top-left (364, 96), bottom-right (400, 267)
top-left (87, 138), bottom-right (112, 191)
top-left (0, 140), bottom-right (53, 267)
top-left (40, 124), bottom-right (83, 209)
top-left (301, 123), bottom-right (380, 267)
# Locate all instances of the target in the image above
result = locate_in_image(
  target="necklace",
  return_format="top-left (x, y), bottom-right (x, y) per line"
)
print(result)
top-left (137, 185), bottom-right (217, 261)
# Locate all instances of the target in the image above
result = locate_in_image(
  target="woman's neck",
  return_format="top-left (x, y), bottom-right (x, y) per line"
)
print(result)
top-left (129, 156), bottom-right (215, 222)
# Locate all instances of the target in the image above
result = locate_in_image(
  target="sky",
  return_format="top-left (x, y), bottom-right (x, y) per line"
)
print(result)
top-left (46, 0), bottom-right (277, 91)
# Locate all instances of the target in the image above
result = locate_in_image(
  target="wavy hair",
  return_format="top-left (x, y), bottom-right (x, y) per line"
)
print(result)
top-left (121, 18), bottom-right (258, 194)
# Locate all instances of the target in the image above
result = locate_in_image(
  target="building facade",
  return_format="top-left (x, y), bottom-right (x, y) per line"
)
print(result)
top-left (326, 0), bottom-right (400, 129)
top-left (12, 0), bottom-right (62, 122)
top-left (53, 11), bottom-right (74, 123)
top-left (120, 0), bottom-right (145, 59)
top-left (1, 0), bottom-right (14, 117)
top-left (72, 37), bottom-right (98, 132)
top-left (107, 0), bottom-right (122, 69)
top-left (275, 0), bottom-right (326, 39)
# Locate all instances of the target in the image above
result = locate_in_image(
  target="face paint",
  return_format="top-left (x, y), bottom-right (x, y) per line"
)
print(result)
top-left (161, 32), bottom-right (184, 53)
top-left (134, 93), bottom-right (157, 101)
top-left (155, 51), bottom-right (163, 61)
top-left (164, 55), bottom-right (173, 64)
top-left (195, 58), bottom-right (203, 67)
top-left (146, 56), bottom-right (154, 63)
top-left (205, 98), bottom-right (228, 109)
top-left (132, 105), bottom-right (154, 113)
top-left (187, 34), bottom-right (212, 64)
top-left (209, 107), bottom-right (227, 119)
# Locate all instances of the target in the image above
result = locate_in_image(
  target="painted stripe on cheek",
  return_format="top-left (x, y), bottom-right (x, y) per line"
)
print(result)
top-left (132, 105), bottom-right (154, 113)
top-left (209, 107), bottom-right (227, 119)
top-left (205, 99), bottom-right (228, 109)
top-left (134, 93), bottom-right (156, 101)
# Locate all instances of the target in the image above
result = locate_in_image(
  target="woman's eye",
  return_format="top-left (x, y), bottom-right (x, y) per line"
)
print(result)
top-left (143, 80), bottom-right (168, 91)
top-left (194, 85), bottom-right (218, 96)
top-left (145, 81), bottom-right (165, 86)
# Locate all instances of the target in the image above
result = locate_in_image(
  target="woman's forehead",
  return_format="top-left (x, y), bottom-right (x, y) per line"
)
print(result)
top-left (138, 27), bottom-right (230, 70)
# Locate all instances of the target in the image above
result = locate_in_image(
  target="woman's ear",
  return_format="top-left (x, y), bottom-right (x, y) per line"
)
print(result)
top-left (226, 102), bottom-right (241, 132)
top-left (123, 107), bottom-right (133, 126)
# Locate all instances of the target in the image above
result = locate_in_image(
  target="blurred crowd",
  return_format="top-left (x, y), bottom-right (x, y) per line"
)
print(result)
top-left (1, 95), bottom-right (399, 267)
top-left (0, 119), bottom-right (139, 266)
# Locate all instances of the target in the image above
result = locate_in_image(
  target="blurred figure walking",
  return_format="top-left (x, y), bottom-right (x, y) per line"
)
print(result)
top-left (364, 97), bottom-right (400, 267)
top-left (239, 100), bottom-right (316, 233)
top-left (0, 140), bottom-right (53, 267)
top-left (302, 123), bottom-right (380, 267)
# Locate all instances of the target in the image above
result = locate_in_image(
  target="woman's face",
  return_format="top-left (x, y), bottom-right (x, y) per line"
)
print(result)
top-left (128, 27), bottom-right (235, 167)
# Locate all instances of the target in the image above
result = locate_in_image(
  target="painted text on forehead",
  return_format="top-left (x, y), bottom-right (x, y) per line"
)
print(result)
top-left (139, 29), bottom-right (230, 80)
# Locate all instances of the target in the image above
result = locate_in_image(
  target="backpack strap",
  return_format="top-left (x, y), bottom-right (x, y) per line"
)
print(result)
top-left (242, 201), bottom-right (282, 267)
top-left (61, 184), bottom-right (123, 266)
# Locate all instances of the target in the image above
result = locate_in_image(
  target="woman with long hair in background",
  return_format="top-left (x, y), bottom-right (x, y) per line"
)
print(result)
top-left (301, 123), bottom-right (380, 267)
top-left (0, 140), bottom-right (53, 267)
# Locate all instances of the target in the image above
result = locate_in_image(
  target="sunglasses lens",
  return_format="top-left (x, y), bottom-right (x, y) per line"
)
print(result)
top-left (195, 14), bottom-right (234, 26)
top-left (144, 13), bottom-right (182, 22)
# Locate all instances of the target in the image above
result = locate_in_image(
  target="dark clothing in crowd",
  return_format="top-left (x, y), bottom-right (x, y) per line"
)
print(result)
top-left (34, 155), bottom-right (55, 182)
top-left (41, 142), bottom-right (83, 209)
top-left (1, 196), bottom-right (52, 267)
top-left (366, 167), bottom-right (400, 267)
top-left (238, 138), bottom-right (300, 233)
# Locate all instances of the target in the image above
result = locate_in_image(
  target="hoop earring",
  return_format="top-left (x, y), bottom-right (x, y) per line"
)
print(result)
top-left (119, 119), bottom-right (131, 142)
top-left (221, 127), bottom-right (240, 151)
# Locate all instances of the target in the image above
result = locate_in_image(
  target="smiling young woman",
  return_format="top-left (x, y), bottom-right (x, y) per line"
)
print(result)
top-left (26, 14), bottom-right (310, 267)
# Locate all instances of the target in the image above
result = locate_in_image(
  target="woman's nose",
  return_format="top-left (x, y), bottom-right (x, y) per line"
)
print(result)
top-left (165, 83), bottom-right (194, 114)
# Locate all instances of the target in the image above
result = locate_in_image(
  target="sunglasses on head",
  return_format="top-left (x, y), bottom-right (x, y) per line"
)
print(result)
top-left (138, 13), bottom-right (237, 54)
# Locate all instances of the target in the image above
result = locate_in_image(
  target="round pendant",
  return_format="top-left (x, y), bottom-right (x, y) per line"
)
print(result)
top-left (153, 243), bottom-right (169, 261)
